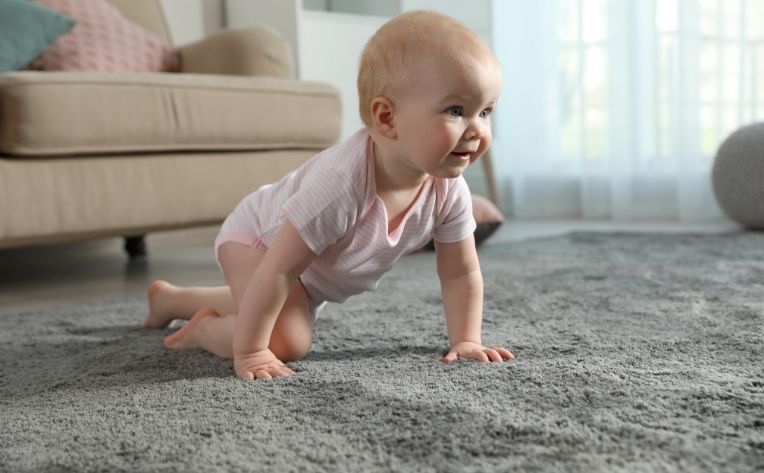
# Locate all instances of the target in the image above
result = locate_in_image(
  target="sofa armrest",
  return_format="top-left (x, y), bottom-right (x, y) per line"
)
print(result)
top-left (178, 25), bottom-right (295, 79)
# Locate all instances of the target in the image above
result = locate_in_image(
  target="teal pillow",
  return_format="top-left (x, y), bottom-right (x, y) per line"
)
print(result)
top-left (0, 0), bottom-right (75, 73)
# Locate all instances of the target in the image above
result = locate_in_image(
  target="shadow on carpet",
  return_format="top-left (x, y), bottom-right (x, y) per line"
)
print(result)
top-left (1, 232), bottom-right (762, 473)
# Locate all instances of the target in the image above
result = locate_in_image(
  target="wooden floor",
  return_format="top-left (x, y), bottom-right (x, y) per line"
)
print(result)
top-left (0, 221), bottom-right (738, 315)
top-left (0, 227), bottom-right (223, 316)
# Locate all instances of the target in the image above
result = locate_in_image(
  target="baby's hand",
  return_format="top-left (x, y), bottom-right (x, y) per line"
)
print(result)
top-left (442, 341), bottom-right (514, 364)
top-left (234, 348), bottom-right (294, 380)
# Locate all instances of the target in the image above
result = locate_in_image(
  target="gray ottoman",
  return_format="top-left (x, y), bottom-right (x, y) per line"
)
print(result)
top-left (712, 122), bottom-right (764, 229)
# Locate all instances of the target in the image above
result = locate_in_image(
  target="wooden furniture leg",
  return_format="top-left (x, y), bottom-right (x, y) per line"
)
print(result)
top-left (124, 235), bottom-right (147, 259)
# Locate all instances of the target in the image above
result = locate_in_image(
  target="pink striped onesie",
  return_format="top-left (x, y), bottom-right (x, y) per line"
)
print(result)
top-left (215, 128), bottom-right (476, 314)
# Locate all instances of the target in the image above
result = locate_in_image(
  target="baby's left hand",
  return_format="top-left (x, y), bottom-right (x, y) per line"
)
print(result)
top-left (442, 341), bottom-right (514, 364)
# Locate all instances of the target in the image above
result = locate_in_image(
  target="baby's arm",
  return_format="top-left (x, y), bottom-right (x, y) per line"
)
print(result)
top-left (435, 236), bottom-right (514, 363)
top-left (233, 219), bottom-right (316, 380)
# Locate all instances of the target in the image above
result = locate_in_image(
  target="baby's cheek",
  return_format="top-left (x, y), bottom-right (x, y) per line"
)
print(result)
top-left (432, 129), bottom-right (456, 153)
top-left (480, 130), bottom-right (493, 152)
top-left (476, 136), bottom-right (490, 155)
top-left (482, 125), bottom-right (493, 145)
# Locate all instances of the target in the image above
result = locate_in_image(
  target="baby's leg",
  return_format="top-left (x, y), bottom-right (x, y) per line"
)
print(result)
top-left (198, 242), bottom-right (313, 361)
top-left (162, 291), bottom-right (311, 362)
top-left (164, 308), bottom-right (236, 358)
top-left (143, 281), bottom-right (236, 328)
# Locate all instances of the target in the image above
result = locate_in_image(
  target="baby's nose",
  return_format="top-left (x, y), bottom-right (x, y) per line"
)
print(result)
top-left (464, 124), bottom-right (482, 140)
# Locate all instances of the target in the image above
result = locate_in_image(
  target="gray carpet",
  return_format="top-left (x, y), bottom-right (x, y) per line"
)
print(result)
top-left (1, 232), bottom-right (763, 473)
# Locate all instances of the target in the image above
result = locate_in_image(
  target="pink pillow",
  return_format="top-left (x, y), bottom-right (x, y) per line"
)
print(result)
top-left (29, 0), bottom-right (179, 72)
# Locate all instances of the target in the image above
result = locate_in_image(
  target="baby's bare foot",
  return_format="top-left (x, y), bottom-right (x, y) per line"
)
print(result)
top-left (164, 308), bottom-right (219, 350)
top-left (143, 280), bottom-right (179, 328)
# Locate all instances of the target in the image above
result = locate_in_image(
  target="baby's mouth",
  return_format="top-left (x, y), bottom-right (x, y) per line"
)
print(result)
top-left (450, 151), bottom-right (473, 160)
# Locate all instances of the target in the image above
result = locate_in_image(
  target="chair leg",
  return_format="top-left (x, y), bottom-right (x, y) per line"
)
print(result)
top-left (124, 235), bottom-right (147, 259)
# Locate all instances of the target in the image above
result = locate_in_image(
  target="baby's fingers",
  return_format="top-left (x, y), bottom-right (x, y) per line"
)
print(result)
top-left (442, 351), bottom-right (459, 364)
top-left (255, 366), bottom-right (289, 379)
top-left (254, 366), bottom-right (295, 380)
top-left (484, 348), bottom-right (504, 362)
top-left (254, 369), bottom-right (272, 380)
top-left (274, 366), bottom-right (296, 377)
top-left (494, 347), bottom-right (515, 360)
top-left (472, 350), bottom-right (490, 362)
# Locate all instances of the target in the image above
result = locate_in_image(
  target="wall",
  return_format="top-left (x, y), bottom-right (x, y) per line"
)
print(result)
top-left (299, 11), bottom-right (388, 139)
top-left (401, 0), bottom-right (492, 46)
top-left (159, 0), bottom-right (224, 46)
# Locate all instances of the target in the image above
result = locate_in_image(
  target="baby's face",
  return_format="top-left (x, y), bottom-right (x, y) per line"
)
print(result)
top-left (391, 51), bottom-right (503, 179)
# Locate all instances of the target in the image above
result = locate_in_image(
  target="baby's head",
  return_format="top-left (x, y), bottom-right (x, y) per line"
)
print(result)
top-left (357, 11), bottom-right (502, 179)
top-left (357, 10), bottom-right (501, 128)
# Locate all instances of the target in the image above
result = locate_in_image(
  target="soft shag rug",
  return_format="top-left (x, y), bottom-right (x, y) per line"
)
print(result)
top-left (1, 232), bottom-right (762, 473)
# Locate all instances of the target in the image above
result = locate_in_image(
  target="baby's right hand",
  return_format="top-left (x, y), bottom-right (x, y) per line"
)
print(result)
top-left (234, 348), bottom-right (294, 380)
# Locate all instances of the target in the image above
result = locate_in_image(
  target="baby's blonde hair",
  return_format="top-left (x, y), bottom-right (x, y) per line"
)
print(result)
top-left (357, 10), bottom-right (493, 127)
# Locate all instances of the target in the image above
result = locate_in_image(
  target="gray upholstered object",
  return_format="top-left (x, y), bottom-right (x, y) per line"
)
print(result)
top-left (712, 122), bottom-right (764, 229)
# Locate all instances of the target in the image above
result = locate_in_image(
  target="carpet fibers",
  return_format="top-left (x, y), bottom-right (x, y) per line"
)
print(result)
top-left (1, 232), bottom-right (762, 472)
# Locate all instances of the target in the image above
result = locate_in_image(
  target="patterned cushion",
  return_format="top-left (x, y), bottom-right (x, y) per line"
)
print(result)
top-left (0, 0), bottom-right (74, 73)
top-left (28, 0), bottom-right (179, 72)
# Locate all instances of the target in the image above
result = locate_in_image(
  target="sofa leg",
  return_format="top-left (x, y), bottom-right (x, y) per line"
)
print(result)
top-left (124, 235), bottom-right (147, 259)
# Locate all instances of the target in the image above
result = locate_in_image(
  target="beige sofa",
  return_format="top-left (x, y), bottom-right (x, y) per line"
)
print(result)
top-left (0, 0), bottom-right (341, 257)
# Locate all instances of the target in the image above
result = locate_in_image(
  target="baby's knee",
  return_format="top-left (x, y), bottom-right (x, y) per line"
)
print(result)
top-left (270, 332), bottom-right (311, 362)
top-left (270, 318), bottom-right (312, 361)
top-left (270, 292), bottom-right (314, 362)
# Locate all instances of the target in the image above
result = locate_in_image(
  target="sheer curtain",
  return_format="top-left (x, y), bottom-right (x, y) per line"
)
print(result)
top-left (490, 0), bottom-right (764, 221)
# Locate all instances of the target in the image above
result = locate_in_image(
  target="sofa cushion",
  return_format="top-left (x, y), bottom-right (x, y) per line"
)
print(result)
top-left (0, 72), bottom-right (341, 156)
top-left (28, 0), bottom-right (179, 72)
top-left (0, 149), bottom-right (317, 243)
top-left (0, 0), bottom-right (75, 73)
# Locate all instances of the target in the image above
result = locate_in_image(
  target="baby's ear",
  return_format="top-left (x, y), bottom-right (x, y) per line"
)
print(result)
top-left (370, 97), bottom-right (397, 139)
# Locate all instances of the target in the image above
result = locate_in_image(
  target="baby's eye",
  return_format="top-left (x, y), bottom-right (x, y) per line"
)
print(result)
top-left (480, 108), bottom-right (493, 118)
top-left (446, 106), bottom-right (463, 117)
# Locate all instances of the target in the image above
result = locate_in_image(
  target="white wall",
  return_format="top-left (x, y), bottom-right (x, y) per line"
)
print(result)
top-left (401, 0), bottom-right (491, 46)
top-left (326, 0), bottom-right (400, 17)
top-left (160, 0), bottom-right (224, 46)
top-left (299, 11), bottom-right (387, 138)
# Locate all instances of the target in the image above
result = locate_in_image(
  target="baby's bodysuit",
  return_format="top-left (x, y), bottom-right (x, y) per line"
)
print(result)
top-left (216, 128), bottom-right (476, 306)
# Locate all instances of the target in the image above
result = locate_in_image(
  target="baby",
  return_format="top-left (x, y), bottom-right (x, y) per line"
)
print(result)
top-left (143, 10), bottom-right (514, 380)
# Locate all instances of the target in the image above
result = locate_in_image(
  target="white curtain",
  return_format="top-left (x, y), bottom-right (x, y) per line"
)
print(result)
top-left (490, 0), bottom-right (764, 221)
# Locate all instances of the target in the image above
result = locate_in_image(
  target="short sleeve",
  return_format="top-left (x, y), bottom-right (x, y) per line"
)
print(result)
top-left (432, 176), bottom-right (476, 244)
top-left (282, 166), bottom-right (357, 255)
